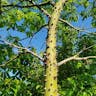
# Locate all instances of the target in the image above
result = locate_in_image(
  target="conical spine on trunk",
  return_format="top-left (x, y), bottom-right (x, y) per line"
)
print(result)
top-left (45, 0), bottom-right (66, 96)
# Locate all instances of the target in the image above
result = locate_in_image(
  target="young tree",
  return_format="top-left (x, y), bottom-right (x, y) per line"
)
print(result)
top-left (0, 0), bottom-right (96, 96)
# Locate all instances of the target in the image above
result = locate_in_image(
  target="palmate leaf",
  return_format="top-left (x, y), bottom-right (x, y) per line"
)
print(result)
top-left (0, 8), bottom-right (45, 34)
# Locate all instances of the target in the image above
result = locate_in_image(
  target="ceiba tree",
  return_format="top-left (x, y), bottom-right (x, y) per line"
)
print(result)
top-left (0, 0), bottom-right (96, 96)
top-left (45, 0), bottom-right (66, 96)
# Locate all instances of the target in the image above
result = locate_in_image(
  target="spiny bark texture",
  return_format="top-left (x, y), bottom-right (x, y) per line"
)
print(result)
top-left (45, 0), bottom-right (66, 96)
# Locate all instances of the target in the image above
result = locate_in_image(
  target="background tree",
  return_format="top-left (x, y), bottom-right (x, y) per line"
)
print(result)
top-left (0, 0), bottom-right (96, 96)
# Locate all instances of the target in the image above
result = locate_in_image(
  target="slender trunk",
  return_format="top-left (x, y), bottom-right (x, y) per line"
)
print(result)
top-left (45, 0), bottom-right (66, 96)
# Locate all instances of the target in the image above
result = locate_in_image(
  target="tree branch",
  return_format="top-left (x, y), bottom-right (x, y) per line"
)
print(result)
top-left (74, 56), bottom-right (96, 60)
top-left (2, 1), bottom-right (51, 8)
top-left (58, 44), bottom-right (96, 66)
top-left (75, 44), bottom-right (96, 56)
top-left (0, 54), bottom-right (20, 67)
top-left (58, 55), bottom-right (96, 66)
top-left (57, 55), bottom-right (76, 66)
top-left (0, 40), bottom-right (44, 61)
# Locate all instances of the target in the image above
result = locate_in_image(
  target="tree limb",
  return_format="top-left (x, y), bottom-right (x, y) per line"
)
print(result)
top-left (58, 55), bottom-right (76, 66)
top-left (2, 1), bottom-right (51, 8)
top-left (74, 56), bottom-right (96, 60)
top-left (0, 40), bottom-right (44, 61)
top-left (58, 55), bottom-right (96, 66)
top-left (58, 44), bottom-right (96, 66)
top-left (0, 54), bottom-right (20, 67)
top-left (75, 44), bottom-right (96, 56)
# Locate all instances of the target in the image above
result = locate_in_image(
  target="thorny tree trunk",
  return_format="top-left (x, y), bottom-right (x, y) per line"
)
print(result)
top-left (45, 0), bottom-right (66, 96)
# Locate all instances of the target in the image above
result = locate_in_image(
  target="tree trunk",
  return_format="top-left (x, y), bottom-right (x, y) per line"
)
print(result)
top-left (45, 0), bottom-right (66, 96)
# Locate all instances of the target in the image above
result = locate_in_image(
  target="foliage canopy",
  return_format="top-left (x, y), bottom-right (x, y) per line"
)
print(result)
top-left (0, 0), bottom-right (96, 96)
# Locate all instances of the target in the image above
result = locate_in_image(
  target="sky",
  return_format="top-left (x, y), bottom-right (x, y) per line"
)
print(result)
top-left (0, 18), bottom-right (96, 53)
top-left (0, 16), bottom-right (96, 51)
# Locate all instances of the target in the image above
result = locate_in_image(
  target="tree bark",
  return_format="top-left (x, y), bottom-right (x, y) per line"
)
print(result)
top-left (45, 0), bottom-right (66, 96)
